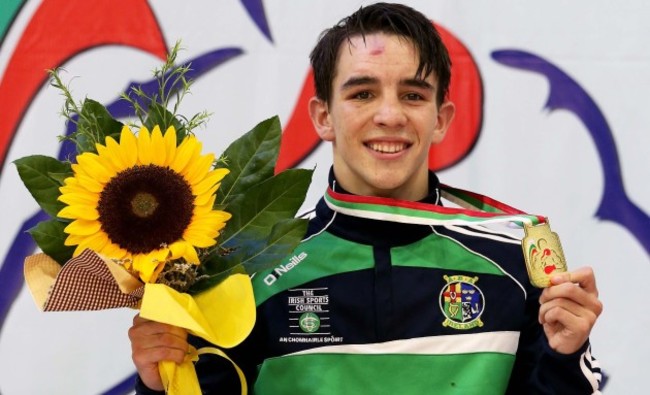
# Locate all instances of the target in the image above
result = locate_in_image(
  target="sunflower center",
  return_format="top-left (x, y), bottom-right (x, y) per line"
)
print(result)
top-left (98, 165), bottom-right (195, 254)
top-left (131, 192), bottom-right (159, 218)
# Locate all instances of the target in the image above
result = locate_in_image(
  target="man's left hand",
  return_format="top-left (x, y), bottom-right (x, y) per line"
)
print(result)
top-left (538, 266), bottom-right (603, 354)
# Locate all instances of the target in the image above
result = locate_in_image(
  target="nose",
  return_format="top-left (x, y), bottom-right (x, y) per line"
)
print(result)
top-left (373, 95), bottom-right (406, 128)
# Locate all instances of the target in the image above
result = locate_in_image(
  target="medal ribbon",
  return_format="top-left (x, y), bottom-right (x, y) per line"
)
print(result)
top-left (324, 184), bottom-right (546, 227)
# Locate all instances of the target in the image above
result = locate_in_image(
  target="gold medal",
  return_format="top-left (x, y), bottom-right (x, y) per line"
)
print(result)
top-left (521, 221), bottom-right (568, 288)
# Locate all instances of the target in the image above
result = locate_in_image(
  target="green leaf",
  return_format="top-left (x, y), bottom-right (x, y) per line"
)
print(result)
top-left (191, 218), bottom-right (308, 294)
top-left (240, 218), bottom-right (309, 273)
top-left (190, 168), bottom-right (313, 294)
top-left (216, 116), bottom-right (281, 206)
top-left (27, 219), bottom-right (75, 265)
top-left (14, 155), bottom-right (72, 217)
top-left (76, 99), bottom-right (123, 153)
top-left (191, 264), bottom-right (239, 295)
top-left (144, 102), bottom-right (187, 142)
top-left (190, 263), bottom-right (247, 295)
top-left (220, 168), bottom-right (313, 247)
top-left (48, 171), bottom-right (70, 186)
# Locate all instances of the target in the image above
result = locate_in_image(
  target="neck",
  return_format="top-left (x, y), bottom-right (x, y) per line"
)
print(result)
top-left (329, 168), bottom-right (438, 203)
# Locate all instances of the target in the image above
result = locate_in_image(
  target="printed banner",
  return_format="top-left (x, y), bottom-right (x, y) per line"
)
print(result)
top-left (0, 1), bottom-right (648, 393)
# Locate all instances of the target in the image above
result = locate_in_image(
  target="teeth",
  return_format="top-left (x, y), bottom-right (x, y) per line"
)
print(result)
top-left (367, 142), bottom-right (407, 153)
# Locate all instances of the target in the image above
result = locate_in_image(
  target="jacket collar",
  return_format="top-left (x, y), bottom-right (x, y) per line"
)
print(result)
top-left (308, 168), bottom-right (443, 246)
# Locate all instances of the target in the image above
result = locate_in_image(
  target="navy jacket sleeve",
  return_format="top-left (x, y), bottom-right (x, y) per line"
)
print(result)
top-left (506, 286), bottom-right (601, 394)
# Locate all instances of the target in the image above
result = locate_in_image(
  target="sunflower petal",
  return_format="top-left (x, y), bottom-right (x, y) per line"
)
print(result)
top-left (193, 186), bottom-right (216, 208)
top-left (59, 186), bottom-right (93, 201)
top-left (132, 254), bottom-right (156, 282)
top-left (58, 204), bottom-right (100, 220)
top-left (100, 242), bottom-right (128, 260)
top-left (76, 152), bottom-right (112, 183)
top-left (186, 224), bottom-right (223, 242)
top-left (91, 232), bottom-right (110, 251)
top-left (182, 244), bottom-right (200, 265)
top-left (105, 135), bottom-right (129, 170)
top-left (95, 143), bottom-right (119, 173)
top-left (168, 240), bottom-right (187, 260)
top-left (74, 232), bottom-right (109, 256)
top-left (193, 168), bottom-right (229, 196)
top-left (76, 173), bottom-right (105, 193)
top-left (150, 125), bottom-right (166, 166)
top-left (184, 153), bottom-right (215, 185)
top-left (189, 210), bottom-right (231, 229)
top-left (58, 190), bottom-right (99, 206)
top-left (137, 127), bottom-right (153, 165)
top-left (163, 126), bottom-right (177, 164)
top-left (133, 249), bottom-right (169, 283)
top-left (73, 244), bottom-right (87, 257)
top-left (70, 163), bottom-right (87, 178)
top-left (64, 219), bottom-right (102, 236)
top-left (185, 213), bottom-right (229, 239)
top-left (64, 234), bottom-right (86, 246)
top-left (183, 229), bottom-right (218, 248)
top-left (156, 248), bottom-right (171, 261)
top-left (193, 194), bottom-right (217, 213)
top-left (60, 176), bottom-right (79, 187)
top-left (150, 261), bottom-right (167, 283)
top-left (119, 126), bottom-right (138, 167)
top-left (170, 136), bottom-right (201, 174)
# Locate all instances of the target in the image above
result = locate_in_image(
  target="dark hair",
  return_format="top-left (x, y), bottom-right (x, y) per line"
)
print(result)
top-left (309, 2), bottom-right (451, 106)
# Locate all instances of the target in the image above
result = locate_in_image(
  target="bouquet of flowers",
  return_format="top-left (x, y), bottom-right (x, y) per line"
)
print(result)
top-left (16, 42), bottom-right (312, 394)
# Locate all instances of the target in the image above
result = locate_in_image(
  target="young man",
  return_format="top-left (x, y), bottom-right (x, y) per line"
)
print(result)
top-left (131, 3), bottom-right (603, 394)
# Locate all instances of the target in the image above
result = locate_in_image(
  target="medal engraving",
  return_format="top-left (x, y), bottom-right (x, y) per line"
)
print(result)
top-left (522, 221), bottom-right (568, 288)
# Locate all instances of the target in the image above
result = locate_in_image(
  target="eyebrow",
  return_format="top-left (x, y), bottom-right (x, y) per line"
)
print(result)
top-left (340, 75), bottom-right (435, 91)
top-left (340, 76), bottom-right (377, 90)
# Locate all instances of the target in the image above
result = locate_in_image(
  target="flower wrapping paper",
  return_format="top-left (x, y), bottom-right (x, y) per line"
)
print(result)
top-left (24, 248), bottom-right (255, 395)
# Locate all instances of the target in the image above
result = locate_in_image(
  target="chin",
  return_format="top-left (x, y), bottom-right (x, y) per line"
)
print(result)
top-left (367, 180), bottom-right (408, 197)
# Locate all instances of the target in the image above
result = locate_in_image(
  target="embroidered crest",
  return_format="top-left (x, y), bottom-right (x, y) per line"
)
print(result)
top-left (439, 275), bottom-right (485, 330)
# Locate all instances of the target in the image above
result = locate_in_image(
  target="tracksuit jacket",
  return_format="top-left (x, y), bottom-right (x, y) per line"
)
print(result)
top-left (136, 171), bottom-right (602, 395)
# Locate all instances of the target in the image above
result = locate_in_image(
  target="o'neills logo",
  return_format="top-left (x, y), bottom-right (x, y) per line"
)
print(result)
top-left (264, 252), bottom-right (308, 285)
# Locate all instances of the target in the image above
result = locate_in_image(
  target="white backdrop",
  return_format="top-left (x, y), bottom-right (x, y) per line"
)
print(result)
top-left (0, 1), bottom-right (648, 394)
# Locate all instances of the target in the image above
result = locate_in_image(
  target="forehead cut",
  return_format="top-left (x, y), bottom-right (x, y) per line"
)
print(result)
top-left (334, 34), bottom-right (434, 90)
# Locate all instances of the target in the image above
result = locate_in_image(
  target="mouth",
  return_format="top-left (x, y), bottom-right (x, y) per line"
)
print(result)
top-left (365, 141), bottom-right (410, 154)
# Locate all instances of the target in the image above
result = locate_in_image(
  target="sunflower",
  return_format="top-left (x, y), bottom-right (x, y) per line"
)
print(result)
top-left (57, 125), bottom-right (231, 283)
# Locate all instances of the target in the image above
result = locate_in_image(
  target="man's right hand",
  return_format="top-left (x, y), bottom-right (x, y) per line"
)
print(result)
top-left (129, 314), bottom-right (189, 391)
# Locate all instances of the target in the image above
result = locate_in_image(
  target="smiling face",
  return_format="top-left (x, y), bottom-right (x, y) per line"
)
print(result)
top-left (309, 33), bottom-right (455, 201)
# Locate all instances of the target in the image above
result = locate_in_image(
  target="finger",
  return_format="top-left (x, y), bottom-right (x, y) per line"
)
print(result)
top-left (133, 313), bottom-right (149, 326)
top-left (128, 317), bottom-right (188, 391)
top-left (132, 341), bottom-right (189, 365)
top-left (131, 316), bottom-right (188, 338)
top-left (541, 318), bottom-right (591, 355)
top-left (130, 331), bottom-right (190, 369)
top-left (539, 282), bottom-right (603, 317)
top-left (539, 288), bottom-right (603, 330)
top-left (540, 302), bottom-right (595, 336)
top-left (538, 296), bottom-right (598, 325)
top-left (128, 319), bottom-right (189, 361)
top-left (130, 326), bottom-right (188, 348)
top-left (551, 266), bottom-right (598, 295)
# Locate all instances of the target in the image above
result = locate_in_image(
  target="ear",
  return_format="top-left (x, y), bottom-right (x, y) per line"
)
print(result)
top-left (432, 100), bottom-right (456, 143)
top-left (309, 96), bottom-right (335, 142)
